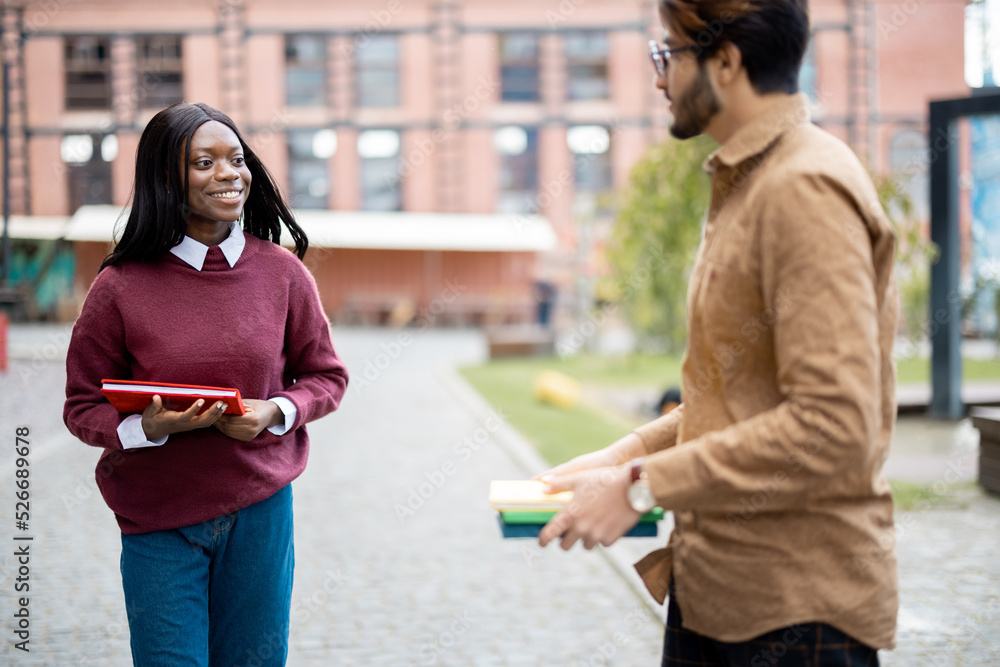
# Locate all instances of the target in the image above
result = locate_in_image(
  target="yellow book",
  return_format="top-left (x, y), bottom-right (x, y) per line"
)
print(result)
top-left (489, 480), bottom-right (573, 511)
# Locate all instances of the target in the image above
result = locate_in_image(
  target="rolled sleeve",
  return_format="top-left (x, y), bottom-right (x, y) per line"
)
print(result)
top-left (266, 396), bottom-right (298, 436)
top-left (632, 403), bottom-right (685, 454)
top-left (118, 414), bottom-right (169, 450)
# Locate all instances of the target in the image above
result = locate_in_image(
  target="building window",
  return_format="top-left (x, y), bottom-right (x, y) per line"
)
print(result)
top-left (288, 129), bottom-right (336, 210)
top-left (355, 35), bottom-right (399, 108)
top-left (65, 37), bottom-right (111, 110)
top-left (358, 129), bottom-right (401, 211)
top-left (565, 32), bottom-right (608, 101)
top-left (286, 35), bottom-right (327, 107)
top-left (500, 33), bottom-right (539, 102)
top-left (799, 37), bottom-right (817, 102)
top-left (136, 35), bottom-right (184, 110)
top-left (62, 134), bottom-right (114, 212)
top-left (889, 129), bottom-right (929, 222)
top-left (568, 125), bottom-right (612, 193)
top-left (495, 126), bottom-right (538, 214)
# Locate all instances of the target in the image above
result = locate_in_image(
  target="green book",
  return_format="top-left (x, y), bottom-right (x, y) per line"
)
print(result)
top-left (499, 507), bottom-right (664, 525)
top-left (496, 514), bottom-right (659, 539)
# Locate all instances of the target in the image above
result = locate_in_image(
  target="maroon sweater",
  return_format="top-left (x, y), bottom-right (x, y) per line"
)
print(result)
top-left (64, 235), bottom-right (349, 534)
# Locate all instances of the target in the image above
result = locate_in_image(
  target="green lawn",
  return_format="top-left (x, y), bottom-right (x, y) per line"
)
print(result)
top-left (461, 352), bottom-right (999, 504)
top-left (896, 356), bottom-right (1000, 384)
top-left (888, 480), bottom-right (975, 511)
top-left (464, 353), bottom-right (684, 388)
top-left (461, 361), bottom-right (642, 467)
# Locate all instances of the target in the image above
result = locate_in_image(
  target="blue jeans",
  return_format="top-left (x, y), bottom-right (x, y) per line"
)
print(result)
top-left (120, 485), bottom-right (294, 667)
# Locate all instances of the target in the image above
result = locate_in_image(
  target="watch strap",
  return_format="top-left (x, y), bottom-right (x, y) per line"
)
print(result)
top-left (630, 458), bottom-right (646, 483)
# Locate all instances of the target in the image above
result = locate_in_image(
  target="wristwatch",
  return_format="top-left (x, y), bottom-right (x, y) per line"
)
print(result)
top-left (627, 458), bottom-right (657, 513)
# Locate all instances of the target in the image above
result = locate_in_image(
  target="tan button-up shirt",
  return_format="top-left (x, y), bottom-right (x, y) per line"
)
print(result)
top-left (633, 94), bottom-right (898, 649)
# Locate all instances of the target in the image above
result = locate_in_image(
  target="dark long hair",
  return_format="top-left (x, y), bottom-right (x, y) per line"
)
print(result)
top-left (101, 102), bottom-right (308, 270)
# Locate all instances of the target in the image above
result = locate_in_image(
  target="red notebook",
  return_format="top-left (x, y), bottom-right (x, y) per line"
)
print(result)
top-left (100, 379), bottom-right (247, 415)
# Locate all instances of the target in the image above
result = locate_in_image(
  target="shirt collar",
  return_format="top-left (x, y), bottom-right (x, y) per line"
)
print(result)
top-left (704, 93), bottom-right (812, 173)
top-left (169, 221), bottom-right (246, 271)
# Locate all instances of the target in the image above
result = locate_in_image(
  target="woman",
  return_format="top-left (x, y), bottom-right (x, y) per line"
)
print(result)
top-left (64, 102), bottom-right (349, 665)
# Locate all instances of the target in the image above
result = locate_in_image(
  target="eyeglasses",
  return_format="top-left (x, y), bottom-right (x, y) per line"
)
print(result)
top-left (648, 40), bottom-right (700, 77)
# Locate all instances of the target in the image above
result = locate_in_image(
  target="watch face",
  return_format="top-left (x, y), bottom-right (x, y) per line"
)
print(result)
top-left (628, 480), bottom-right (656, 513)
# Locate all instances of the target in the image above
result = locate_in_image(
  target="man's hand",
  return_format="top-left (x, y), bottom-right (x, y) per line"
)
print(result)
top-left (213, 399), bottom-right (284, 442)
top-left (533, 432), bottom-right (646, 483)
top-left (537, 464), bottom-right (641, 551)
top-left (140, 395), bottom-right (229, 441)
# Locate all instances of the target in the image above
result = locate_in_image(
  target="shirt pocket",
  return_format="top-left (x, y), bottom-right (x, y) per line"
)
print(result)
top-left (694, 259), bottom-right (764, 349)
top-left (691, 259), bottom-right (783, 420)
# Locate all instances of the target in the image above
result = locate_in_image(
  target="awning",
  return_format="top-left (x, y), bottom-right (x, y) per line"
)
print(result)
top-left (1, 215), bottom-right (72, 240)
top-left (63, 205), bottom-right (127, 242)
top-left (63, 205), bottom-right (558, 252)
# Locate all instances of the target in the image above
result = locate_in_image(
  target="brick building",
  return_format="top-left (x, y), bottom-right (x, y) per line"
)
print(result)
top-left (0, 0), bottom-right (970, 323)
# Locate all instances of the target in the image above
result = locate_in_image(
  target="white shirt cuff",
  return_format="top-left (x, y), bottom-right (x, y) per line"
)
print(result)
top-left (267, 397), bottom-right (297, 436)
top-left (118, 414), bottom-right (169, 449)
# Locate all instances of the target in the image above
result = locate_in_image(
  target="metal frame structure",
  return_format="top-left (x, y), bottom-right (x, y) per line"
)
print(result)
top-left (928, 88), bottom-right (1000, 418)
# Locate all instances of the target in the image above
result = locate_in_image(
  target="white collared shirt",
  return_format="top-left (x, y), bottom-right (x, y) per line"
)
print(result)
top-left (118, 223), bottom-right (297, 449)
top-left (168, 219), bottom-right (246, 270)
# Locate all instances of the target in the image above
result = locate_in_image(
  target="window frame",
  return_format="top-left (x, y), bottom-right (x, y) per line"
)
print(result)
top-left (285, 34), bottom-right (328, 108)
top-left (354, 34), bottom-right (400, 109)
top-left (65, 36), bottom-right (112, 111)
top-left (287, 129), bottom-right (332, 210)
top-left (496, 126), bottom-right (539, 214)
top-left (135, 34), bottom-right (184, 110)
top-left (564, 31), bottom-right (609, 102)
top-left (499, 32), bottom-right (540, 103)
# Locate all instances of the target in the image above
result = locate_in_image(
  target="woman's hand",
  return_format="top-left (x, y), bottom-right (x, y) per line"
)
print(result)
top-left (141, 395), bottom-right (228, 441)
top-left (213, 399), bottom-right (284, 442)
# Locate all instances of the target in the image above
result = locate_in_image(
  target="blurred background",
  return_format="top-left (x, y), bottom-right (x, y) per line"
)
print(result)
top-left (0, 0), bottom-right (993, 341)
top-left (1, 3), bottom-right (999, 663)
top-left (0, 0), bottom-right (999, 427)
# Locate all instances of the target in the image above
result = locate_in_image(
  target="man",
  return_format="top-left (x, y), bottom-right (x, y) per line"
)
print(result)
top-left (537, 0), bottom-right (899, 663)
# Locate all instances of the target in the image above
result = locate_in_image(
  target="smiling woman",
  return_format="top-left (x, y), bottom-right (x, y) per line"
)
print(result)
top-left (101, 102), bottom-right (308, 268)
top-left (63, 102), bottom-right (349, 666)
top-left (184, 120), bottom-right (253, 246)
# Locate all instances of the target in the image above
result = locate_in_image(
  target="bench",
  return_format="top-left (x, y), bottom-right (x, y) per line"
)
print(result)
top-left (969, 407), bottom-right (1000, 495)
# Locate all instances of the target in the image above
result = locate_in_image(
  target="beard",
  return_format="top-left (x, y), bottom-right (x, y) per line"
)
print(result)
top-left (668, 62), bottom-right (720, 140)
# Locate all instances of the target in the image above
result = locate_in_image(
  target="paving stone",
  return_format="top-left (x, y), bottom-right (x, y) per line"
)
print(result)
top-left (2, 325), bottom-right (999, 665)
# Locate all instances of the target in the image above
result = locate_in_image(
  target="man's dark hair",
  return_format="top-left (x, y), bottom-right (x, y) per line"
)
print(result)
top-left (659, 0), bottom-right (810, 95)
top-left (101, 102), bottom-right (308, 270)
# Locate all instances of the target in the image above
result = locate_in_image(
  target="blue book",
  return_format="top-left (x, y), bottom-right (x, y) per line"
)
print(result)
top-left (496, 513), bottom-right (658, 539)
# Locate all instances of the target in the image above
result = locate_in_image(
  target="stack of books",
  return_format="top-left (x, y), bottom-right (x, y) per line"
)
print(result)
top-left (489, 480), bottom-right (663, 539)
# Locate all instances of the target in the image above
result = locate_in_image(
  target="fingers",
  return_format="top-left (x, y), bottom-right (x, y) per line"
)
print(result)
top-left (199, 401), bottom-right (228, 425)
top-left (538, 510), bottom-right (570, 547)
top-left (559, 527), bottom-right (581, 551)
top-left (538, 523), bottom-right (561, 548)
top-left (179, 399), bottom-right (207, 419)
top-left (533, 461), bottom-right (576, 481)
top-left (542, 470), bottom-right (587, 494)
top-left (211, 408), bottom-right (265, 442)
top-left (166, 400), bottom-right (227, 432)
top-left (536, 460), bottom-right (583, 482)
top-left (142, 394), bottom-right (165, 419)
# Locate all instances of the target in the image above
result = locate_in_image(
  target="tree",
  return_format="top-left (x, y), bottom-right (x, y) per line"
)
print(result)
top-left (871, 173), bottom-right (938, 343)
top-left (604, 135), bottom-right (715, 352)
top-left (606, 136), bottom-right (934, 352)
